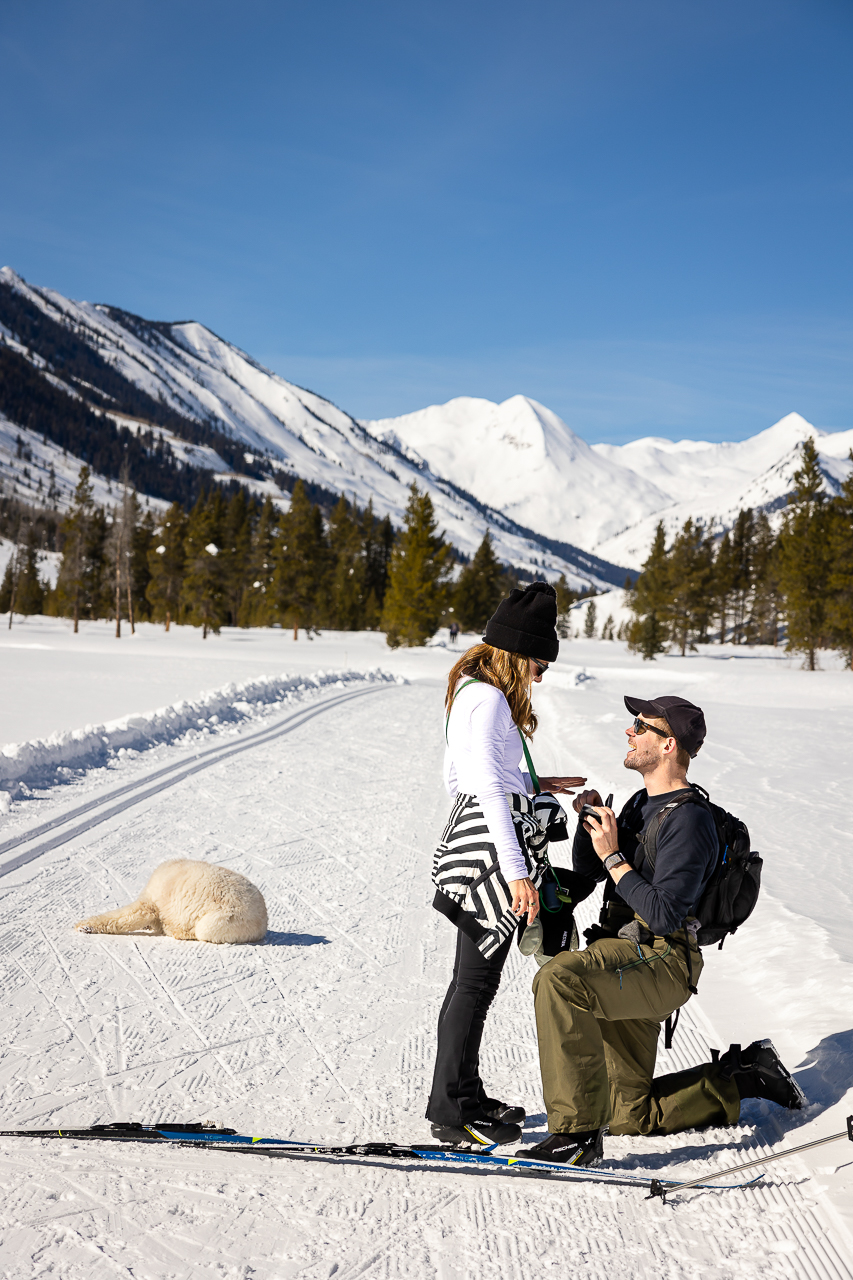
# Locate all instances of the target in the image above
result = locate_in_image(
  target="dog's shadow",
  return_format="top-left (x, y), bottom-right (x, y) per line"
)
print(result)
top-left (262, 931), bottom-right (331, 948)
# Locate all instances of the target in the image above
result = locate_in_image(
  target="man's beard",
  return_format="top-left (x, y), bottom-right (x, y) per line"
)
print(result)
top-left (624, 743), bottom-right (656, 774)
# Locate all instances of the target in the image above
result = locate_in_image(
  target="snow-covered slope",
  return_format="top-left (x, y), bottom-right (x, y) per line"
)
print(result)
top-left (366, 395), bottom-right (671, 553)
top-left (0, 268), bottom-right (624, 590)
top-left (593, 413), bottom-right (853, 565)
top-left (366, 399), bottom-right (853, 569)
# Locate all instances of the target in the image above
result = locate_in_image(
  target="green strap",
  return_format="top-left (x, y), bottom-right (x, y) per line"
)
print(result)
top-left (518, 731), bottom-right (541, 795)
top-left (445, 678), bottom-right (482, 742)
top-left (445, 675), bottom-right (541, 795)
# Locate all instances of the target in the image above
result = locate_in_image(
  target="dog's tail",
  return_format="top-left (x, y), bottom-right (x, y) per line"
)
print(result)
top-left (75, 899), bottom-right (163, 935)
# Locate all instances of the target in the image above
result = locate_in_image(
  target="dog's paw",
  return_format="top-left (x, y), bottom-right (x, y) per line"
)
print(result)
top-left (75, 922), bottom-right (94, 933)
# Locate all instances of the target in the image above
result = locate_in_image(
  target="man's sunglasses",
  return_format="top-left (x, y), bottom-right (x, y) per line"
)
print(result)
top-left (532, 659), bottom-right (550, 678)
top-left (630, 716), bottom-right (671, 739)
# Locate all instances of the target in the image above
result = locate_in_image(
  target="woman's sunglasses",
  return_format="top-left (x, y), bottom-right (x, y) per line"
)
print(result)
top-left (532, 659), bottom-right (550, 678)
top-left (630, 716), bottom-right (671, 739)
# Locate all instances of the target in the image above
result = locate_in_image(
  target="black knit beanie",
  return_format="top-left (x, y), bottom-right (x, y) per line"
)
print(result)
top-left (483, 581), bottom-right (559, 663)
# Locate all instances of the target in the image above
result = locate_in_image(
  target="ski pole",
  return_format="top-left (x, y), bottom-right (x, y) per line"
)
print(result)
top-left (647, 1114), bottom-right (853, 1201)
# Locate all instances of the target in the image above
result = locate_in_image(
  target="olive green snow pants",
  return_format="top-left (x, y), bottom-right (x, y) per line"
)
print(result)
top-left (532, 933), bottom-right (740, 1135)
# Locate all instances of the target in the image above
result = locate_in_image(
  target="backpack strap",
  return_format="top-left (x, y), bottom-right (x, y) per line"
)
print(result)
top-left (640, 788), bottom-right (708, 874)
top-left (445, 675), bottom-right (541, 794)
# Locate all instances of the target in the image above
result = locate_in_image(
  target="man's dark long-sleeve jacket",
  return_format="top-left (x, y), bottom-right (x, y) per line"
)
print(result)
top-left (573, 787), bottom-right (717, 936)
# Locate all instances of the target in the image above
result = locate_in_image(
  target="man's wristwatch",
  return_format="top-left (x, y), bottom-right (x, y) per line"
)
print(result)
top-left (603, 851), bottom-right (628, 873)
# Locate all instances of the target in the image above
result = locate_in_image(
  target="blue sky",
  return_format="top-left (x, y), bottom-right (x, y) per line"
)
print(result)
top-left (1, 0), bottom-right (851, 443)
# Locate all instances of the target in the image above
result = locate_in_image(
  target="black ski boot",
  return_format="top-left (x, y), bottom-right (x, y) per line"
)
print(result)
top-left (430, 1118), bottom-right (523, 1148)
top-left (481, 1097), bottom-right (526, 1125)
top-left (517, 1127), bottom-right (606, 1166)
top-left (718, 1040), bottom-right (806, 1110)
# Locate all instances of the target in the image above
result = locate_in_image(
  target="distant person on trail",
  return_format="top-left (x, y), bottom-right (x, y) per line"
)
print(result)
top-left (448, 621), bottom-right (460, 645)
top-left (523, 694), bottom-right (804, 1168)
top-left (427, 582), bottom-right (587, 1149)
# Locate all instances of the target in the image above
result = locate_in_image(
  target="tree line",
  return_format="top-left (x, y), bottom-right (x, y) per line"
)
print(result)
top-left (627, 439), bottom-right (853, 669)
top-left (2, 472), bottom-right (564, 644)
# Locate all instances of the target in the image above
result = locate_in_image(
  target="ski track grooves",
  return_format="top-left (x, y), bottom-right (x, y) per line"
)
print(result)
top-left (0, 682), bottom-right (850, 1279)
top-left (0, 683), bottom-right (393, 879)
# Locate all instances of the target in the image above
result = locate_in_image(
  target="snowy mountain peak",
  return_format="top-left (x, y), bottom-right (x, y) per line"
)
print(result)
top-left (367, 396), bottom-right (853, 570)
top-left (365, 394), bottom-right (672, 556)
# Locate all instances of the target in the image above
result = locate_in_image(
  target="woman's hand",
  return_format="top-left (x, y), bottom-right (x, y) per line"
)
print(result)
top-left (538, 775), bottom-right (587, 795)
top-left (508, 877), bottom-right (540, 923)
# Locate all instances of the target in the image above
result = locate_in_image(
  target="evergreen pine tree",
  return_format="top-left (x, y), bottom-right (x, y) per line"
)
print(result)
top-left (88, 506), bottom-right (111, 620)
top-left (0, 558), bottom-right (13, 615)
top-left (554, 573), bottom-right (576, 640)
top-left (729, 509), bottom-right (755, 643)
top-left (328, 495), bottom-right (367, 630)
top-left (713, 530), bottom-right (735, 643)
top-left (747, 511), bottom-right (781, 646)
top-left (4, 525), bottom-right (45, 620)
top-left (220, 489), bottom-right (253, 626)
top-left (627, 522), bottom-right (670, 660)
top-left (825, 450), bottom-right (853, 666)
top-left (104, 470), bottom-right (141, 637)
top-left (453, 531), bottom-right (505, 632)
top-left (601, 613), bottom-right (615, 641)
top-left (272, 480), bottom-right (328, 639)
top-left (363, 505), bottom-right (394, 629)
top-left (55, 465), bottom-right (96, 633)
top-left (146, 502), bottom-right (187, 630)
top-left (381, 484), bottom-right (453, 648)
top-left (583, 599), bottom-right (598, 638)
top-left (777, 438), bottom-right (831, 670)
top-left (180, 492), bottom-right (226, 638)
top-left (130, 510), bottom-right (155, 623)
top-left (692, 529), bottom-right (716, 643)
top-left (666, 518), bottom-right (714, 654)
top-left (241, 496), bottom-right (278, 626)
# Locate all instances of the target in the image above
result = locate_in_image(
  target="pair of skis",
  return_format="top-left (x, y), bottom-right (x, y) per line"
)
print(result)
top-left (0, 1122), bottom-right (765, 1195)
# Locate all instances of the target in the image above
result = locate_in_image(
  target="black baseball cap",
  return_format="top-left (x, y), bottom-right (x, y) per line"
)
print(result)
top-left (623, 694), bottom-right (706, 758)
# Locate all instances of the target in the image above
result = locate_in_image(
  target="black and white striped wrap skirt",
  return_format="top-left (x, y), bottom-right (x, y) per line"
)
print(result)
top-left (432, 791), bottom-right (568, 958)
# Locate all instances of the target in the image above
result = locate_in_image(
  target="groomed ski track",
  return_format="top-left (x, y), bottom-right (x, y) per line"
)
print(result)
top-left (0, 681), bottom-right (850, 1279)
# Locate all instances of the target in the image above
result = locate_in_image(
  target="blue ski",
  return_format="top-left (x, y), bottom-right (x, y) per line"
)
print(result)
top-left (0, 1122), bottom-right (762, 1192)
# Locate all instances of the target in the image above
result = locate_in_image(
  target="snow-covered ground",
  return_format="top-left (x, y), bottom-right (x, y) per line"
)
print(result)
top-left (1, 621), bottom-right (852, 1277)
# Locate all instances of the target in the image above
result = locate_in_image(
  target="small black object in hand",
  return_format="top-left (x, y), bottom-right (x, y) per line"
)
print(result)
top-left (580, 794), bottom-right (613, 825)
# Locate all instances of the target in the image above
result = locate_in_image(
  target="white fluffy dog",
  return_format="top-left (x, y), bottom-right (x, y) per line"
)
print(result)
top-left (75, 859), bottom-right (268, 944)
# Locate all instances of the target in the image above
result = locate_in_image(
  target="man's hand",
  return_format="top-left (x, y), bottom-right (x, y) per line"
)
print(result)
top-left (508, 877), bottom-right (540, 924)
top-left (572, 789), bottom-right (602, 814)
top-left (581, 805), bottom-right (620, 861)
top-left (538, 775), bottom-right (587, 795)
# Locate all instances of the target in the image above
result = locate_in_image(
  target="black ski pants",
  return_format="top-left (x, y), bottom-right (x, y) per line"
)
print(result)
top-left (426, 928), bottom-right (514, 1125)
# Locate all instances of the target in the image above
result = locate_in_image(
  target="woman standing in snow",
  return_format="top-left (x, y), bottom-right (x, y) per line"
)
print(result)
top-left (426, 582), bottom-right (586, 1148)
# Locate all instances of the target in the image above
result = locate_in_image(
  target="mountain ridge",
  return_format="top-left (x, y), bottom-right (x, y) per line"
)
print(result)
top-left (0, 268), bottom-right (627, 589)
top-left (5, 265), bottom-right (848, 580)
top-left (364, 400), bottom-right (853, 568)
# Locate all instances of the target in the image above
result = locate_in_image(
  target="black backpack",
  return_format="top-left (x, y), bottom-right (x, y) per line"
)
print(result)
top-left (633, 784), bottom-right (763, 948)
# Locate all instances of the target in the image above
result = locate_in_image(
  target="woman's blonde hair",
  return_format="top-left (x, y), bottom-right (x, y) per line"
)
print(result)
top-left (445, 643), bottom-right (537, 736)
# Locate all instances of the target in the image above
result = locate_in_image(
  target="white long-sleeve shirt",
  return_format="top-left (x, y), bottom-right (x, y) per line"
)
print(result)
top-left (443, 679), bottom-right (533, 884)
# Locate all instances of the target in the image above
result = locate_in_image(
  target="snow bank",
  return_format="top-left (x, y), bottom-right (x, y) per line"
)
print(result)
top-left (0, 667), bottom-right (402, 793)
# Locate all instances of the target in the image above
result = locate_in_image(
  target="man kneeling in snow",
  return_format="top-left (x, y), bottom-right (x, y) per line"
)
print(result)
top-left (523, 694), bottom-right (804, 1167)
